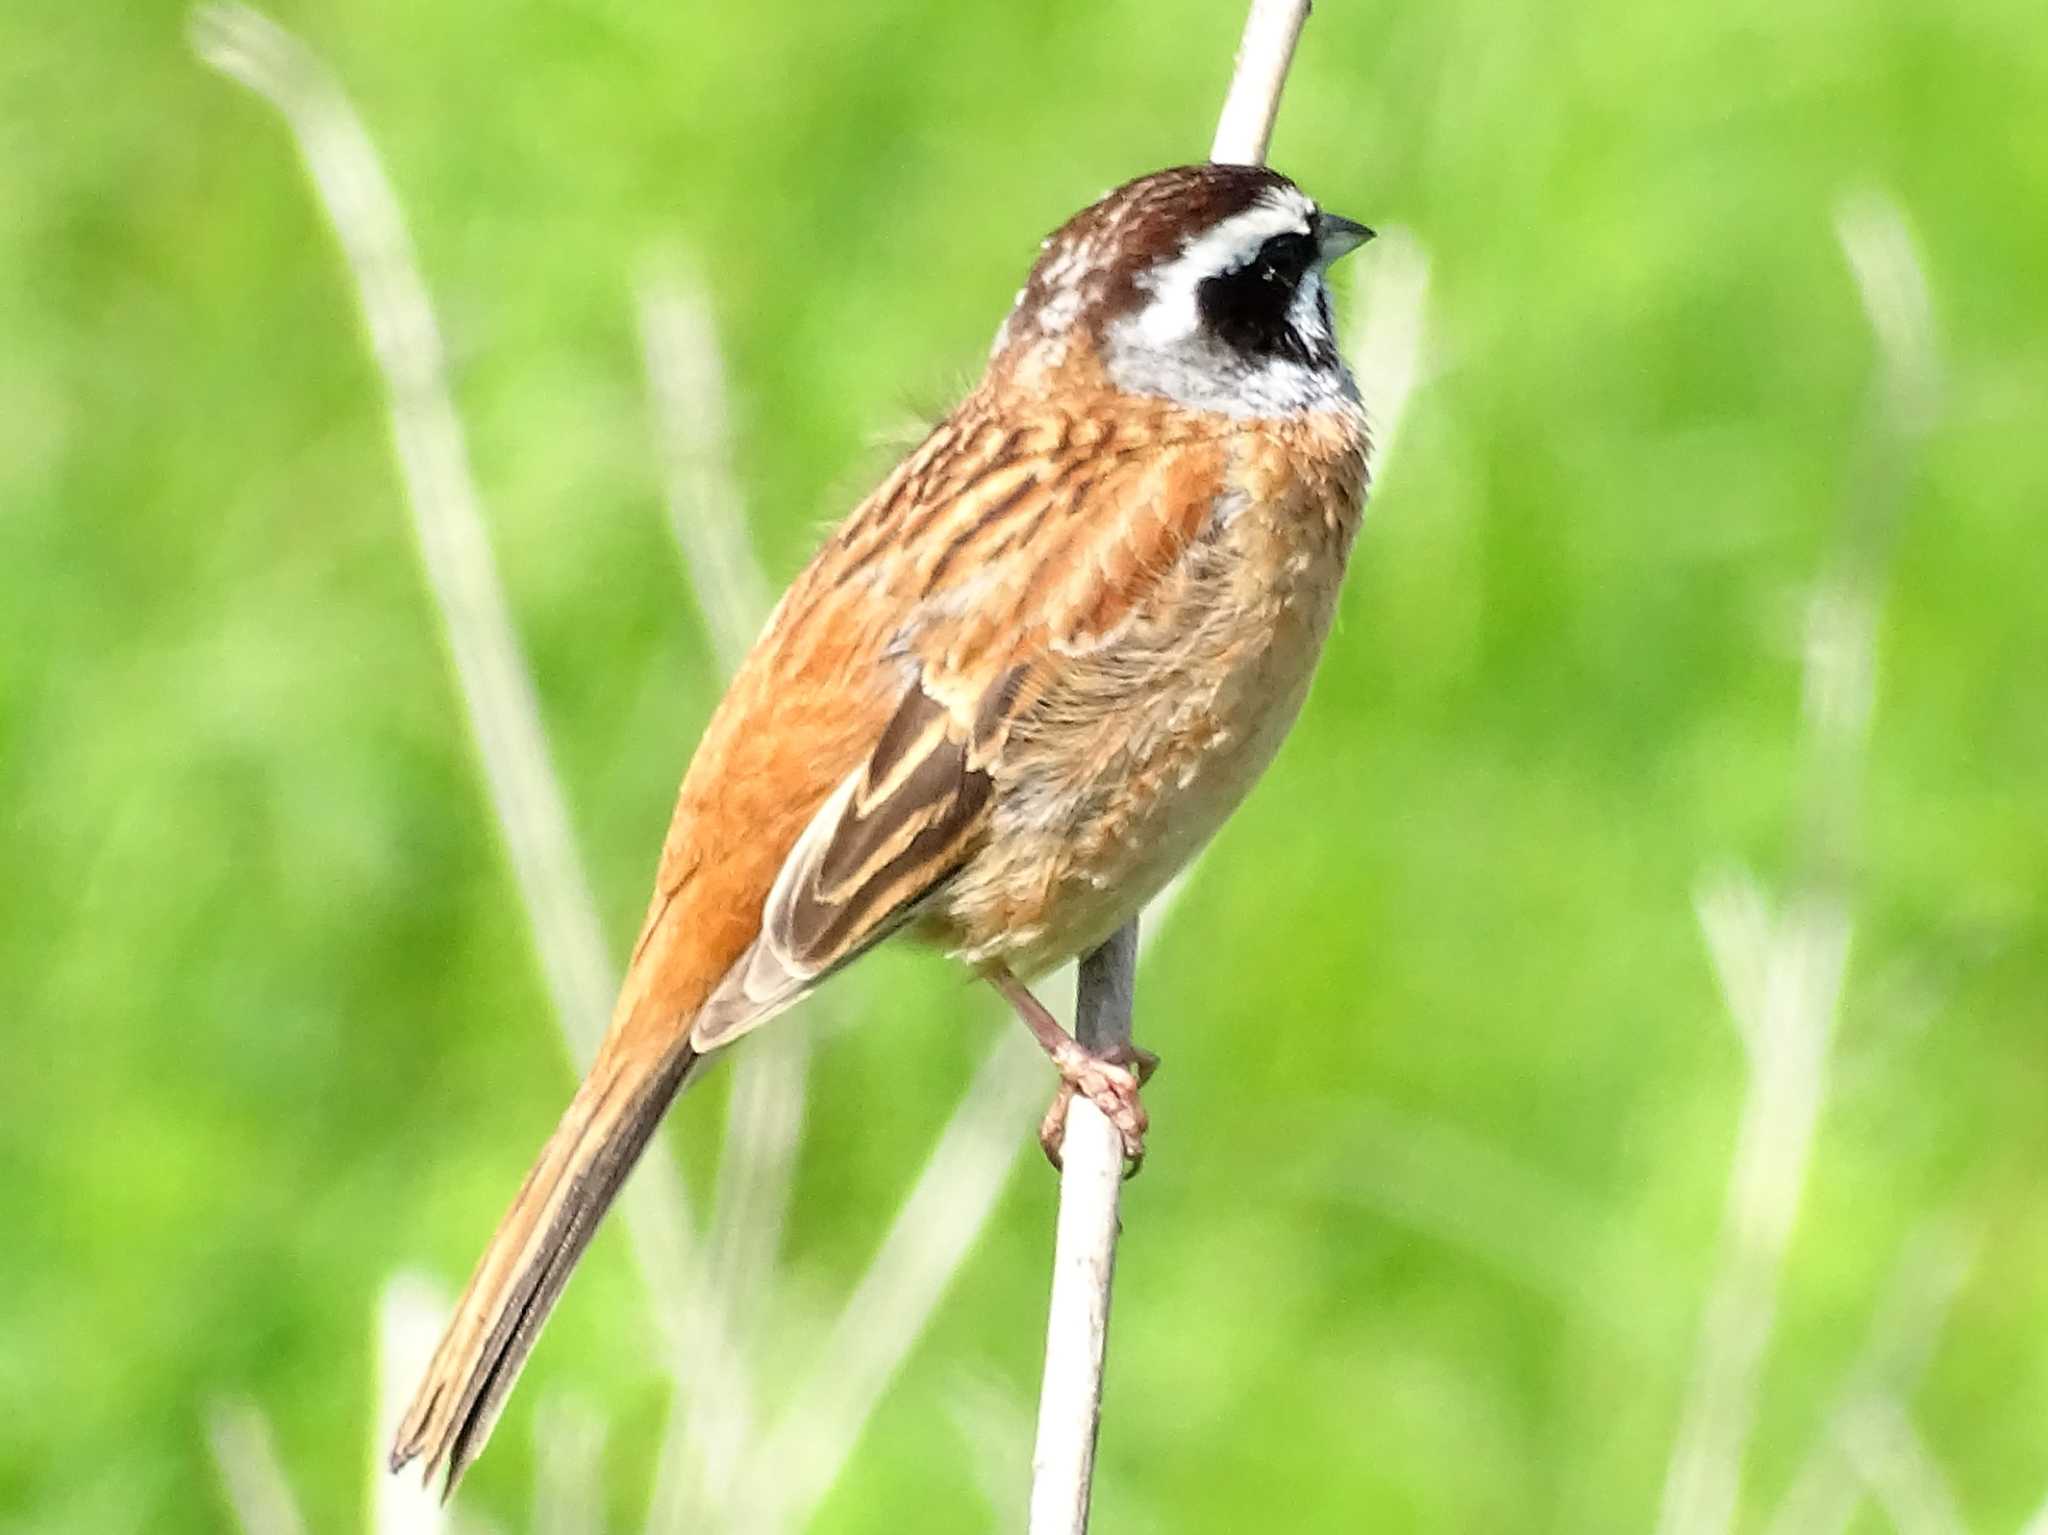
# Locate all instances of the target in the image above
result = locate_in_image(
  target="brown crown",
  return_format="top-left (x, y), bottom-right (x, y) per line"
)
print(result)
top-left (997, 163), bottom-right (1302, 355)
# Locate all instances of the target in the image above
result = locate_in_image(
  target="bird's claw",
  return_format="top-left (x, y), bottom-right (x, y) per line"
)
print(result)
top-left (1038, 1042), bottom-right (1159, 1177)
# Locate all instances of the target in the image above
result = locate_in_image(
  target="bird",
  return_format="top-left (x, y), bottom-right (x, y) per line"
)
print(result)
top-left (390, 161), bottom-right (1375, 1496)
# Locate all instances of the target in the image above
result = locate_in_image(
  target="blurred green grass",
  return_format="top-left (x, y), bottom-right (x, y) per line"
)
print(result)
top-left (4, 0), bottom-right (2046, 1530)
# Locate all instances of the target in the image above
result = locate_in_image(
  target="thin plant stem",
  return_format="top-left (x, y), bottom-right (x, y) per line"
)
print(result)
top-left (1211, 0), bottom-right (1313, 165)
top-left (1027, 926), bottom-right (1139, 1535)
top-left (1028, 2), bottom-right (1321, 1528)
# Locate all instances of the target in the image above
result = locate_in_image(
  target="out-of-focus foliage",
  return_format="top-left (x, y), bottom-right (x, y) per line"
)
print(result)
top-left (3, 0), bottom-right (2044, 1531)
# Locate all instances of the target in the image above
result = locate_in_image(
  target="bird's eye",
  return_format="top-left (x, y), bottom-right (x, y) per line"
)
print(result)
top-left (1257, 232), bottom-right (1315, 285)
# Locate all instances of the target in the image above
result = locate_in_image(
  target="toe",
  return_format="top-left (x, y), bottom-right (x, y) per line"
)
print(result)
top-left (1038, 1085), bottom-right (1075, 1171)
top-left (1117, 1119), bottom-right (1148, 1177)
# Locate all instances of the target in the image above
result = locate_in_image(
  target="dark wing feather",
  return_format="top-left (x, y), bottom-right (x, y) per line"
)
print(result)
top-left (787, 681), bottom-right (994, 962)
top-left (687, 667), bottom-right (1026, 1050)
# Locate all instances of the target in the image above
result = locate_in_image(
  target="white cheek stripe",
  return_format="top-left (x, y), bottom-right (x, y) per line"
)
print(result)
top-left (1104, 269), bottom-right (1355, 418)
top-left (1129, 190), bottom-right (1316, 346)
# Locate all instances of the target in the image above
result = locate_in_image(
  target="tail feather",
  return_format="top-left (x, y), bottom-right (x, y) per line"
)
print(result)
top-left (389, 1037), bottom-right (700, 1497)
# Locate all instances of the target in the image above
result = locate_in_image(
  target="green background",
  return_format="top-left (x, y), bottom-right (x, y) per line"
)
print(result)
top-left (4, 0), bottom-right (2045, 1530)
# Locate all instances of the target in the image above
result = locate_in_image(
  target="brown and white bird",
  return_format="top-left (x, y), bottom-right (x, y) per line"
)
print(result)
top-left (391, 162), bottom-right (1374, 1494)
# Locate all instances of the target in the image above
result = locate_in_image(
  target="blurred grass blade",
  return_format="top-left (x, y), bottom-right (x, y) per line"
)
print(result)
top-left (1839, 1396), bottom-right (1966, 1535)
top-left (1347, 225), bottom-right (1432, 484)
top-left (1656, 883), bottom-right (1849, 1535)
top-left (743, 1023), bottom-right (1048, 1531)
top-left (637, 262), bottom-right (774, 674)
top-left (190, 0), bottom-right (744, 1454)
top-left (373, 1275), bottom-right (452, 1535)
top-left (705, 1025), bottom-right (809, 1326)
top-left (1782, 194), bottom-right (1936, 903)
top-left (1655, 186), bottom-right (1937, 1535)
top-left (206, 1399), bottom-right (308, 1535)
top-left (655, 1023), bottom-right (810, 1525)
top-left (188, 2), bottom-right (615, 1063)
top-left (532, 1395), bottom-right (609, 1535)
top-left (1837, 190), bottom-right (1941, 440)
top-left (1763, 1221), bottom-right (1975, 1535)
top-left (948, 1370), bottom-right (1035, 1524)
top-left (1695, 874), bottom-right (1775, 1061)
top-left (636, 261), bottom-right (804, 1533)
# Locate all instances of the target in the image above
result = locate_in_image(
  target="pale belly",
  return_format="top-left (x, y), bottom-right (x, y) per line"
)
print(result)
top-left (931, 501), bottom-right (1353, 975)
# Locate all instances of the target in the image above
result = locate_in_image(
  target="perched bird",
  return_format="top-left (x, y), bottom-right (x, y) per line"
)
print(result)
top-left (391, 162), bottom-right (1374, 1494)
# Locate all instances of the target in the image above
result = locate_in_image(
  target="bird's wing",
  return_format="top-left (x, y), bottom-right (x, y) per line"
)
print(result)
top-left (684, 401), bottom-right (1237, 1049)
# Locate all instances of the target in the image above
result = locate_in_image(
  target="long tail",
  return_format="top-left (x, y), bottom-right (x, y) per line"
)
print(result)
top-left (388, 1034), bottom-right (699, 1496)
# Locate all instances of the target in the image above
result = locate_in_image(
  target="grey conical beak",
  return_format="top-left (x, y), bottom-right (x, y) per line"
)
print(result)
top-left (1315, 212), bottom-right (1375, 264)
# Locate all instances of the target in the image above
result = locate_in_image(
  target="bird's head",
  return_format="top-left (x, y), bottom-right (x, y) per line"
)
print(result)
top-left (992, 163), bottom-right (1373, 416)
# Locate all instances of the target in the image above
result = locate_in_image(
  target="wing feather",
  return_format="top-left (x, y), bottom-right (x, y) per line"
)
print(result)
top-left (681, 400), bottom-right (1235, 1052)
top-left (688, 679), bottom-right (1005, 1050)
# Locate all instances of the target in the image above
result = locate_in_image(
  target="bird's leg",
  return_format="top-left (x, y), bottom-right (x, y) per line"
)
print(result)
top-left (986, 965), bottom-right (1159, 1175)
